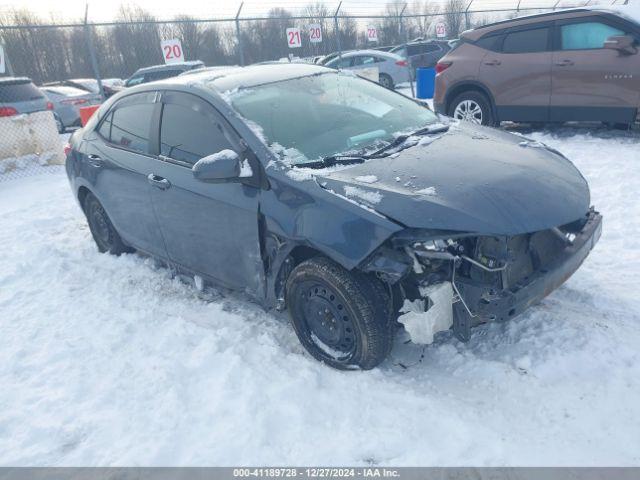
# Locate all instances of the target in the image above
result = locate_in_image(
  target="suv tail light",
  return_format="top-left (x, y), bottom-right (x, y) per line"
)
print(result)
top-left (395, 59), bottom-right (408, 67)
top-left (46, 101), bottom-right (54, 110)
top-left (0, 106), bottom-right (18, 117)
top-left (63, 143), bottom-right (72, 156)
top-left (61, 98), bottom-right (88, 106)
top-left (435, 62), bottom-right (452, 75)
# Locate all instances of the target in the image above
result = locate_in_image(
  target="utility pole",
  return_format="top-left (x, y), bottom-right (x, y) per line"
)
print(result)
top-left (235, 2), bottom-right (245, 67)
top-left (399, 3), bottom-right (415, 98)
top-left (334, 1), bottom-right (342, 62)
top-left (84, 3), bottom-right (105, 100)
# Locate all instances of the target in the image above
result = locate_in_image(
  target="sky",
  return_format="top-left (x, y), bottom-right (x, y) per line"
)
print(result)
top-left (0, 0), bottom-right (605, 23)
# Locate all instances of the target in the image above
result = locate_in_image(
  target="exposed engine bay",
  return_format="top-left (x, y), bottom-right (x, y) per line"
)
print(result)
top-left (362, 209), bottom-right (603, 344)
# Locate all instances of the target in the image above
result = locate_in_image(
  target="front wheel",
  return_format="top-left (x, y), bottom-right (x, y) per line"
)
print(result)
top-left (286, 257), bottom-right (393, 370)
top-left (449, 91), bottom-right (496, 126)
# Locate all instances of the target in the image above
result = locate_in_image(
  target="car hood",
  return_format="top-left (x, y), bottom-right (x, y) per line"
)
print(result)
top-left (315, 122), bottom-right (590, 235)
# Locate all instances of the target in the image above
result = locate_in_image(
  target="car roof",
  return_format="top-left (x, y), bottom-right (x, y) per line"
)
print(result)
top-left (338, 49), bottom-right (401, 60)
top-left (132, 61), bottom-right (204, 75)
top-left (0, 77), bottom-right (33, 85)
top-left (126, 63), bottom-right (333, 95)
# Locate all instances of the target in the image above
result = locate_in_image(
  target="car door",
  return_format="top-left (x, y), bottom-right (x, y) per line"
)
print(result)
top-left (84, 91), bottom-right (167, 257)
top-left (478, 24), bottom-right (553, 122)
top-left (147, 90), bottom-right (265, 295)
top-left (550, 17), bottom-right (640, 123)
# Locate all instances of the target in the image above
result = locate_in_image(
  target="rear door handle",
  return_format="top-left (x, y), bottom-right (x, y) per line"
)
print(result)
top-left (483, 59), bottom-right (501, 66)
top-left (147, 173), bottom-right (171, 190)
top-left (555, 59), bottom-right (574, 66)
top-left (87, 154), bottom-right (103, 167)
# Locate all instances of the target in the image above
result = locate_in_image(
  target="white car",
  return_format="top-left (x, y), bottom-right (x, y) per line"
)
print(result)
top-left (323, 50), bottom-right (410, 89)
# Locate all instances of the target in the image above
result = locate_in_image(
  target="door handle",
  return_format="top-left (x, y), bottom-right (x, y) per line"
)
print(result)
top-left (555, 59), bottom-right (574, 67)
top-left (147, 173), bottom-right (171, 190)
top-left (483, 59), bottom-right (501, 66)
top-left (87, 154), bottom-right (103, 167)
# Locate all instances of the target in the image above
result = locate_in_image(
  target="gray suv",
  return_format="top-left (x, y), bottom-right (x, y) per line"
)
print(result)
top-left (434, 8), bottom-right (640, 126)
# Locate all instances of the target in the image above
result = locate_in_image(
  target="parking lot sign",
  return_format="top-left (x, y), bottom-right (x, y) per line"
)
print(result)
top-left (0, 45), bottom-right (5, 74)
top-left (286, 27), bottom-right (302, 48)
top-left (367, 26), bottom-right (378, 42)
top-left (161, 39), bottom-right (184, 64)
top-left (309, 24), bottom-right (322, 43)
top-left (435, 22), bottom-right (447, 38)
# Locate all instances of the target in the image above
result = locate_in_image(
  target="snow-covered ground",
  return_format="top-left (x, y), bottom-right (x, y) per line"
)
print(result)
top-left (0, 126), bottom-right (639, 466)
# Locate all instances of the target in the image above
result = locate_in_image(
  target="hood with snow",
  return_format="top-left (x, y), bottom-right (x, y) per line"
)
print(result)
top-left (314, 122), bottom-right (590, 236)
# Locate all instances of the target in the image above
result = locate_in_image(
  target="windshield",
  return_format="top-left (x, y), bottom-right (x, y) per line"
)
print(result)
top-left (229, 72), bottom-right (438, 163)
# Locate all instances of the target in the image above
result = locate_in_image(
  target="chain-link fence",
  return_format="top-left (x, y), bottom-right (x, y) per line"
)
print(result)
top-left (0, 0), bottom-right (631, 181)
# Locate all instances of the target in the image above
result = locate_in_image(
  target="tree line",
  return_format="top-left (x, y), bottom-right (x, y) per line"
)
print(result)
top-left (0, 0), bottom-right (490, 84)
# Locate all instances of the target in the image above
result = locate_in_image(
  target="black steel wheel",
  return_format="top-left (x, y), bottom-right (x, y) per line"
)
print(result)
top-left (286, 257), bottom-right (393, 370)
top-left (83, 192), bottom-right (132, 255)
top-left (379, 73), bottom-right (394, 90)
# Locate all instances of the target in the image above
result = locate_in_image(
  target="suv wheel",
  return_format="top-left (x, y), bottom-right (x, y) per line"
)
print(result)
top-left (449, 91), bottom-right (496, 126)
top-left (379, 73), bottom-right (394, 90)
top-left (286, 257), bottom-right (393, 370)
top-left (83, 192), bottom-right (133, 255)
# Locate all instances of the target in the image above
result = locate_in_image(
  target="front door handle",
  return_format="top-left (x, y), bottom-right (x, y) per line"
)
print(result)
top-left (147, 173), bottom-right (171, 190)
top-left (555, 59), bottom-right (574, 67)
top-left (87, 154), bottom-right (103, 167)
top-left (483, 59), bottom-right (501, 66)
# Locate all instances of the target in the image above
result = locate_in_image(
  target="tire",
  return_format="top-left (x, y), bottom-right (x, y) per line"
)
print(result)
top-left (379, 73), bottom-right (394, 90)
top-left (54, 114), bottom-right (64, 134)
top-left (286, 256), bottom-right (393, 370)
top-left (83, 192), bottom-right (133, 255)
top-left (448, 91), bottom-right (496, 127)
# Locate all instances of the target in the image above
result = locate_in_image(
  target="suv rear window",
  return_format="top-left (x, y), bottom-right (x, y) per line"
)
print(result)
top-left (502, 27), bottom-right (549, 53)
top-left (0, 81), bottom-right (44, 103)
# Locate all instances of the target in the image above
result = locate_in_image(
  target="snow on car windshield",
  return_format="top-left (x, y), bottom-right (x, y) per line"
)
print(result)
top-left (228, 72), bottom-right (437, 164)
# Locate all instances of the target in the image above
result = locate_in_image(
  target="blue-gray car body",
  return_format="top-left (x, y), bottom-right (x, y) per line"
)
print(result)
top-left (65, 64), bottom-right (602, 343)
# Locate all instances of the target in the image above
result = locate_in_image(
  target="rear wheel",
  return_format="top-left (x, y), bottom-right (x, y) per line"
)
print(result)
top-left (286, 257), bottom-right (393, 370)
top-left (83, 192), bottom-right (133, 255)
top-left (54, 114), bottom-right (64, 134)
top-left (379, 73), bottom-right (394, 90)
top-left (449, 91), bottom-right (496, 127)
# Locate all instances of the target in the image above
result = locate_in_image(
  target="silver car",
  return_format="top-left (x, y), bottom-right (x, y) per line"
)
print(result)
top-left (0, 77), bottom-right (52, 118)
top-left (41, 85), bottom-right (101, 133)
top-left (323, 50), bottom-right (410, 89)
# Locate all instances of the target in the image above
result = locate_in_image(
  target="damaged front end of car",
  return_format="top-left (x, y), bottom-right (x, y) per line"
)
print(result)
top-left (361, 208), bottom-right (603, 344)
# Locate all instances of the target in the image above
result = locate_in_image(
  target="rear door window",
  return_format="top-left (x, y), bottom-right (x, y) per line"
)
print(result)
top-left (560, 22), bottom-right (625, 50)
top-left (0, 82), bottom-right (44, 102)
top-left (159, 92), bottom-right (235, 166)
top-left (103, 93), bottom-right (156, 154)
top-left (502, 27), bottom-right (550, 53)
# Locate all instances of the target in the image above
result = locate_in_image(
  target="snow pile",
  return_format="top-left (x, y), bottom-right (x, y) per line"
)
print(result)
top-left (194, 149), bottom-right (238, 166)
top-left (415, 186), bottom-right (437, 196)
top-left (343, 185), bottom-right (383, 204)
top-left (354, 175), bottom-right (378, 184)
top-left (0, 128), bottom-right (639, 465)
top-left (239, 160), bottom-right (253, 178)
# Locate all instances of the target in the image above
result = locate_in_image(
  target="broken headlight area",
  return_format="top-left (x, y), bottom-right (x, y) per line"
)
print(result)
top-left (362, 209), bottom-right (602, 345)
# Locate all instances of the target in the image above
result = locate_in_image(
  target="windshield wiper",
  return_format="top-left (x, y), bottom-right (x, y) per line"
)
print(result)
top-left (294, 155), bottom-right (367, 169)
top-left (367, 123), bottom-right (450, 158)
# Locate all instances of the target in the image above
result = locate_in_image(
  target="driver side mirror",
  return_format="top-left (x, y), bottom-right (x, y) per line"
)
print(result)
top-left (192, 149), bottom-right (250, 182)
top-left (604, 35), bottom-right (637, 55)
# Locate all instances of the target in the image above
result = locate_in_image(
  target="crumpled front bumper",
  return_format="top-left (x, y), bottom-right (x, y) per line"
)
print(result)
top-left (453, 210), bottom-right (602, 340)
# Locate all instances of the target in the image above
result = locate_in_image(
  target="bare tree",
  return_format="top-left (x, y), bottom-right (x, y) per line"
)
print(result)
top-left (444, 0), bottom-right (466, 38)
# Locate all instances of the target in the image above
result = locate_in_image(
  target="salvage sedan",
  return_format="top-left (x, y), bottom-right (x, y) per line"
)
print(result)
top-left (65, 64), bottom-right (602, 370)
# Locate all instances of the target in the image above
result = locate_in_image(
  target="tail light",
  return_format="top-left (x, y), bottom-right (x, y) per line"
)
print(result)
top-left (63, 143), bottom-right (72, 156)
top-left (435, 62), bottom-right (452, 75)
top-left (46, 101), bottom-right (54, 110)
top-left (61, 98), bottom-right (88, 106)
top-left (395, 59), bottom-right (408, 67)
top-left (0, 106), bottom-right (18, 117)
